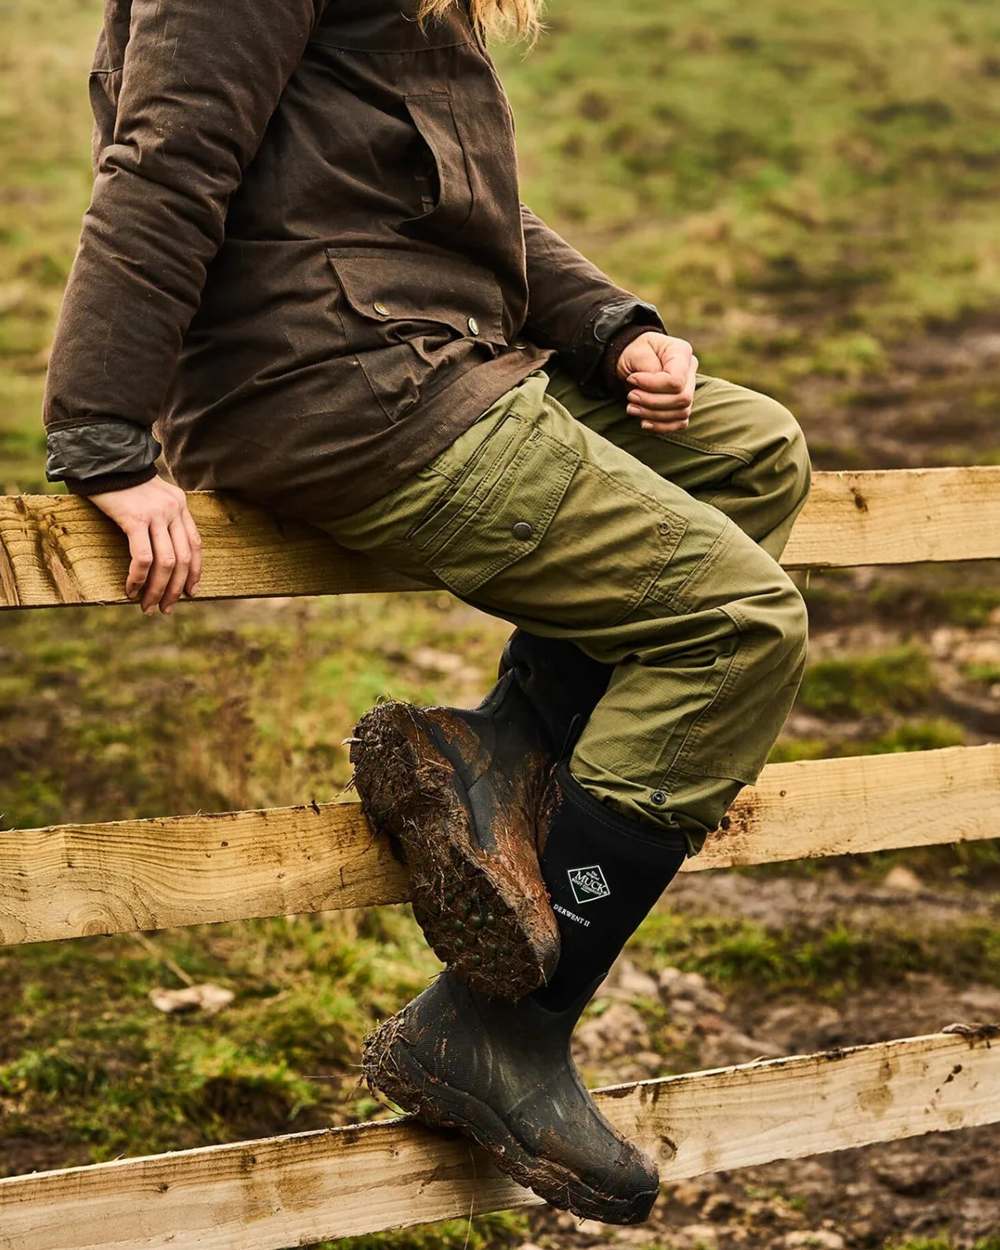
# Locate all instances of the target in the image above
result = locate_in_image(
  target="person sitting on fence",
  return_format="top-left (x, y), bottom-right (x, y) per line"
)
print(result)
top-left (42, 0), bottom-right (811, 1226)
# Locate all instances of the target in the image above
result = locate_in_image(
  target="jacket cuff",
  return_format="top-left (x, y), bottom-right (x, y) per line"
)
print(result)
top-left (572, 297), bottom-right (666, 398)
top-left (599, 322), bottom-right (660, 399)
top-left (63, 462), bottom-right (159, 497)
top-left (45, 420), bottom-right (162, 484)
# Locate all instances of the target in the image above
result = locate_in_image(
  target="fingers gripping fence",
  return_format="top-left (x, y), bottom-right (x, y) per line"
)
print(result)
top-left (1, 467), bottom-right (999, 1250)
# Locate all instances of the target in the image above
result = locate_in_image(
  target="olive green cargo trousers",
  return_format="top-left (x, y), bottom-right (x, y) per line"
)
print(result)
top-left (327, 362), bottom-right (811, 853)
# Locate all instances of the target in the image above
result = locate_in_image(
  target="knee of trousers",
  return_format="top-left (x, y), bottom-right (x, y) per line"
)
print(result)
top-left (736, 562), bottom-right (809, 685)
top-left (750, 396), bottom-right (812, 514)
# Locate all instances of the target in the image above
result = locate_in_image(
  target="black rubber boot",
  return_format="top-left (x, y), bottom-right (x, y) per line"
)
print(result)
top-left (500, 631), bottom-right (694, 1010)
top-left (350, 668), bottom-right (561, 1000)
top-left (498, 629), bottom-right (613, 757)
top-left (364, 970), bottom-right (658, 1224)
top-left (534, 761), bottom-right (689, 1011)
top-left (364, 759), bottom-right (689, 1225)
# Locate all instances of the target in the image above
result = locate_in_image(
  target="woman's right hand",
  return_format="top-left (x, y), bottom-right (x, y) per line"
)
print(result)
top-left (88, 477), bottom-right (203, 614)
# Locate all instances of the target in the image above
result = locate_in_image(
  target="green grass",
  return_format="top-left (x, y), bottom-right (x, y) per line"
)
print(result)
top-left (0, 0), bottom-right (100, 490)
top-left (769, 717), bottom-right (966, 763)
top-left (0, 907), bottom-right (442, 1169)
top-left (330, 1214), bottom-right (531, 1250)
top-left (796, 645), bottom-right (934, 719)
top-left (498, 0), bottom-right (1000, 409)
top-left (803, 567), bottom-right (1000, 631)
top-left (633, 911), bottom-right (1000, 999)
top-left (867, 581), bottom-right (1000, 630)
top-left (888, 1240), bottom-right (1000, 1250)
top-left (0, 593), bottom-right (511, 831)
top-left (963, 661), bottom-right (1000, 687)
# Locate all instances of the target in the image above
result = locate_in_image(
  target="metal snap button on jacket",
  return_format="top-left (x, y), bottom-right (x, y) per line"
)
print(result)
top-left (373, 301), bottom-right (389, 316)
top-left (467, 316), bottom-right (479, 335)
top-left (512, 521), bottom-right (534, 541)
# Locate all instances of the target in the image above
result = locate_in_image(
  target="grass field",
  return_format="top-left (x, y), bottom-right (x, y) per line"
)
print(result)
top-left (1, 0), bottom-right (999, 1246)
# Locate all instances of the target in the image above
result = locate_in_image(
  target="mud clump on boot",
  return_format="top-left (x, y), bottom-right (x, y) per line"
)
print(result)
top-left (351, 695), bottom-right (560, 1001)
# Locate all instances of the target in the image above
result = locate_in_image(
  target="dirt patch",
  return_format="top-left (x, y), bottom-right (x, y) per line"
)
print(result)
top-left (796, 313), bottom-right (1000, 472)
top-left (666, 870), bottom-right (1000, 935)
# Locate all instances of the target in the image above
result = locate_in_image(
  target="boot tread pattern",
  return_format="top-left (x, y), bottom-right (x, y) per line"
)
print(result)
top-left (351, 700), bottom-right (553, 1000)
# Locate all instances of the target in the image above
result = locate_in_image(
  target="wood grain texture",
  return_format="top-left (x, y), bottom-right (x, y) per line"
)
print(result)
top-left (3, 467), bottom-right (999, 608)
top-left (0, 492), bottom-right (426, 609)
top-left (1, 1030), bottom-right (997, 1250)
top-left (780, 466), bottom-right (1000, 569)
top-left (0, 801), bottom-right (410, 947)
top-left (694, 743), bottom-right (1000, 869)
top-left (2, 746), bottom-right (996, 947)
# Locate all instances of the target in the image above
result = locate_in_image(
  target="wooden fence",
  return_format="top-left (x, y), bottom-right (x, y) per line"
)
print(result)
top-left (1, 466), bottom-right (999, 1249)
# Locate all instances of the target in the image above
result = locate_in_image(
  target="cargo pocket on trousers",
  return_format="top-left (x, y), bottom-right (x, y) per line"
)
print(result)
top-left (410, 421), bottom-right (582, 600)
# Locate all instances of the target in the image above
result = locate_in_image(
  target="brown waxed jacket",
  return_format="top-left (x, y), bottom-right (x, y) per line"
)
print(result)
top-left (43, 0), bottom-right (664, 522)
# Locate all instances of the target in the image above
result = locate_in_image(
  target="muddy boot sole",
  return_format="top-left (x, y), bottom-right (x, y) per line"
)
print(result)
top-left (363, 1014), bottom-right (658, 1225)
top-left (350, 700), bottom-right (558, 1002)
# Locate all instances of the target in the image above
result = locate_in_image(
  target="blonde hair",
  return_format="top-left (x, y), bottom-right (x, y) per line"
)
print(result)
top-left (416, 0), bottom-right (545, 46)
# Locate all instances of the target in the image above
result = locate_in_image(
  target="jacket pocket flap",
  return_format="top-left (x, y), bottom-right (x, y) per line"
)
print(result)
top-left (325, 246), bottom-right (506, 344)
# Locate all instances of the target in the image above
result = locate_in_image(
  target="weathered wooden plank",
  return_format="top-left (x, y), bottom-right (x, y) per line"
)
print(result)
top-left (698, 743), bottom-right (1000, 868)
top-left (780, 466), bottom-right (1000, 569)
top-left (2, 745), bottom-right (996, 947)
top-left (0, 492), bottom-right (425, 609)
top-left (3, 467), bottom-right (999, 608)
top-left (0, 800), bottom-right (410, 947)
top-left (1, 1030), bottom-right (997, 1250)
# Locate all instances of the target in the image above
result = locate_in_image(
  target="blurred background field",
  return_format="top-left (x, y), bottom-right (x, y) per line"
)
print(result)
top-left (1, 0), bottom-right (999, 1247)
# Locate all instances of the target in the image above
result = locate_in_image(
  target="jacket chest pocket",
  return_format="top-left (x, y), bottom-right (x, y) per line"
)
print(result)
top-left (326, 245), bottom-right (508, 424)
top-left (398, 89), bottom-right (520, 248)
top-left (399, 93), bottom-right (475, 237)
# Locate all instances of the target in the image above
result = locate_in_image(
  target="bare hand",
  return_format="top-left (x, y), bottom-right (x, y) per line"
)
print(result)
top-left (617, 332), bottom-right (698, 434)
top-left (88, 477), bottom-right (203, 614)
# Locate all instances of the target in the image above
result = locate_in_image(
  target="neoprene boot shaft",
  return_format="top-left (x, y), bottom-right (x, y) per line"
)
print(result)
top-left (534, 760), bottom-right (688, 1012)
top-left (499, 629), bottom-right (612, 757)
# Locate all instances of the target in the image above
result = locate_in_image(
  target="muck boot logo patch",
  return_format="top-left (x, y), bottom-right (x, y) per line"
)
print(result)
top-left (567, 864), bottom-right (611, 905)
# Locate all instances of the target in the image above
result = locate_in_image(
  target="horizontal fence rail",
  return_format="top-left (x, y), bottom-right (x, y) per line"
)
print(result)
top-left (3, 467), bottom-right (1000, 609)
top-left (1, 745), bottom-right (997, 947)
top-left (1, 1030), bottom-right (998, 1250)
